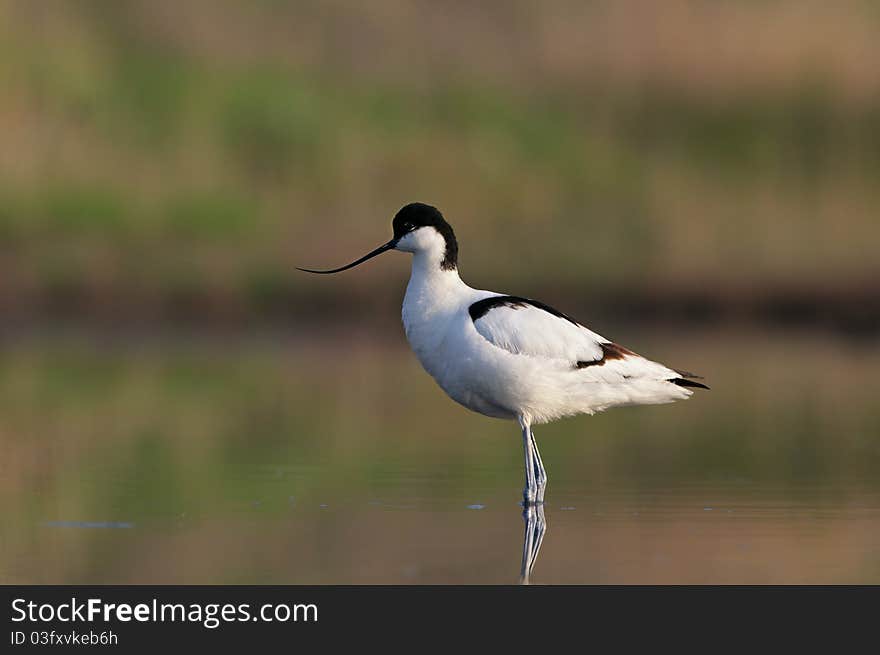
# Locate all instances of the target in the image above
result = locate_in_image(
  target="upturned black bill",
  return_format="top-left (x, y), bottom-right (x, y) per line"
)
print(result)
top-left (296, 239), bottom-right (398, 274)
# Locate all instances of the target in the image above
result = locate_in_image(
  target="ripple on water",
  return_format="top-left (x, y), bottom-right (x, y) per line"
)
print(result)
top-left (44, 521), bottom-right (135, 529)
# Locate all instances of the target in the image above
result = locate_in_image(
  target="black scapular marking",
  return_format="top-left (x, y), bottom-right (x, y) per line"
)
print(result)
top-left (468, 295), bottom-right (581, 325)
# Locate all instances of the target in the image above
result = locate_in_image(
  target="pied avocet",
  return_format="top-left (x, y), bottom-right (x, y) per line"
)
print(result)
top-left (299, 203), bottom-right (708, 505)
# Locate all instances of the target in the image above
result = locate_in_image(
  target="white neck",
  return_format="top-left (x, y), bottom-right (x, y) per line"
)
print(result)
top-left (402, 249), bottom-right (469, 343)
top-left (398, 226), bottom-right (470, 338)
top-left (411, 242), bottom-right (447, 274)
top-left (401, 258), bottom-right (467, 367)
top-left (407, 250), bottom-right (466, 302)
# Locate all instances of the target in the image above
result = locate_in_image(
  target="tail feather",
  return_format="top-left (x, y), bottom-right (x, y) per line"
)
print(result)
top-left (674, 368), bottom-right (705, 380)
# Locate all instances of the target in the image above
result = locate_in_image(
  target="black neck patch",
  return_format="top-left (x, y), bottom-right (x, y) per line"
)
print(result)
top-left (392, 203), bottom-right (459, 271)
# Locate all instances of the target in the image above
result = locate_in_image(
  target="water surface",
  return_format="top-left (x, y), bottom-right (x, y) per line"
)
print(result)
top-left (2, 328), bottom-right (879, 583)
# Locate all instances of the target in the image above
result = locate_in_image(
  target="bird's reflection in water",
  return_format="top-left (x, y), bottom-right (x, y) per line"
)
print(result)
top-left (519, 504), bottom-right (547, 584)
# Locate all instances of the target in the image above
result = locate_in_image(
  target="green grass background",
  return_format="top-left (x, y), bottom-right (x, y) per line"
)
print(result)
top-left (1, 0), bottom-right (878, 315)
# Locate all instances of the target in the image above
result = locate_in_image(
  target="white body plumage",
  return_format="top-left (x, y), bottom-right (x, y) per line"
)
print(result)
top-left (399, 225), bottom-right (692, 426)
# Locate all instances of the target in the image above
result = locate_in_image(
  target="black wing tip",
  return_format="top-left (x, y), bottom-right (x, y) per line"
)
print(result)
top-left (670, 378), bottom-right (710, 390)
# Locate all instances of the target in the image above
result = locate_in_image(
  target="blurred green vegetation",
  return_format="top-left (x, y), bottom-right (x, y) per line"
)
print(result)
top-left (0, 0), bottom-right (878, 319)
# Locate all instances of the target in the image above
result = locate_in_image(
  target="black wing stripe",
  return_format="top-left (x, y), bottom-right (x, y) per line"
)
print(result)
top-left (468, 295), bottom-right (581, 325)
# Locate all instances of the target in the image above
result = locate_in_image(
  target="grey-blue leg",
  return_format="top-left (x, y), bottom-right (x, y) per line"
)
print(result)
top-left (530, 428), bottom-right (547, 504)
top-left (519, 503), bottom-right (547, 584)
top-left (520, 418), bottom-right (537, 505)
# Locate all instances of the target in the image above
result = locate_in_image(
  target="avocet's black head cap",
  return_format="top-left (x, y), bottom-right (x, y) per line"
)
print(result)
top-left (392, 202), bottom-right (458, 270)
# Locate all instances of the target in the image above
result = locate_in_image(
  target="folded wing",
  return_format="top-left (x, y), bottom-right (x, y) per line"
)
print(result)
top-left (469, 295), bottom-right (702, 388)
top-left (469, 295), bottom-right (607, 364)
